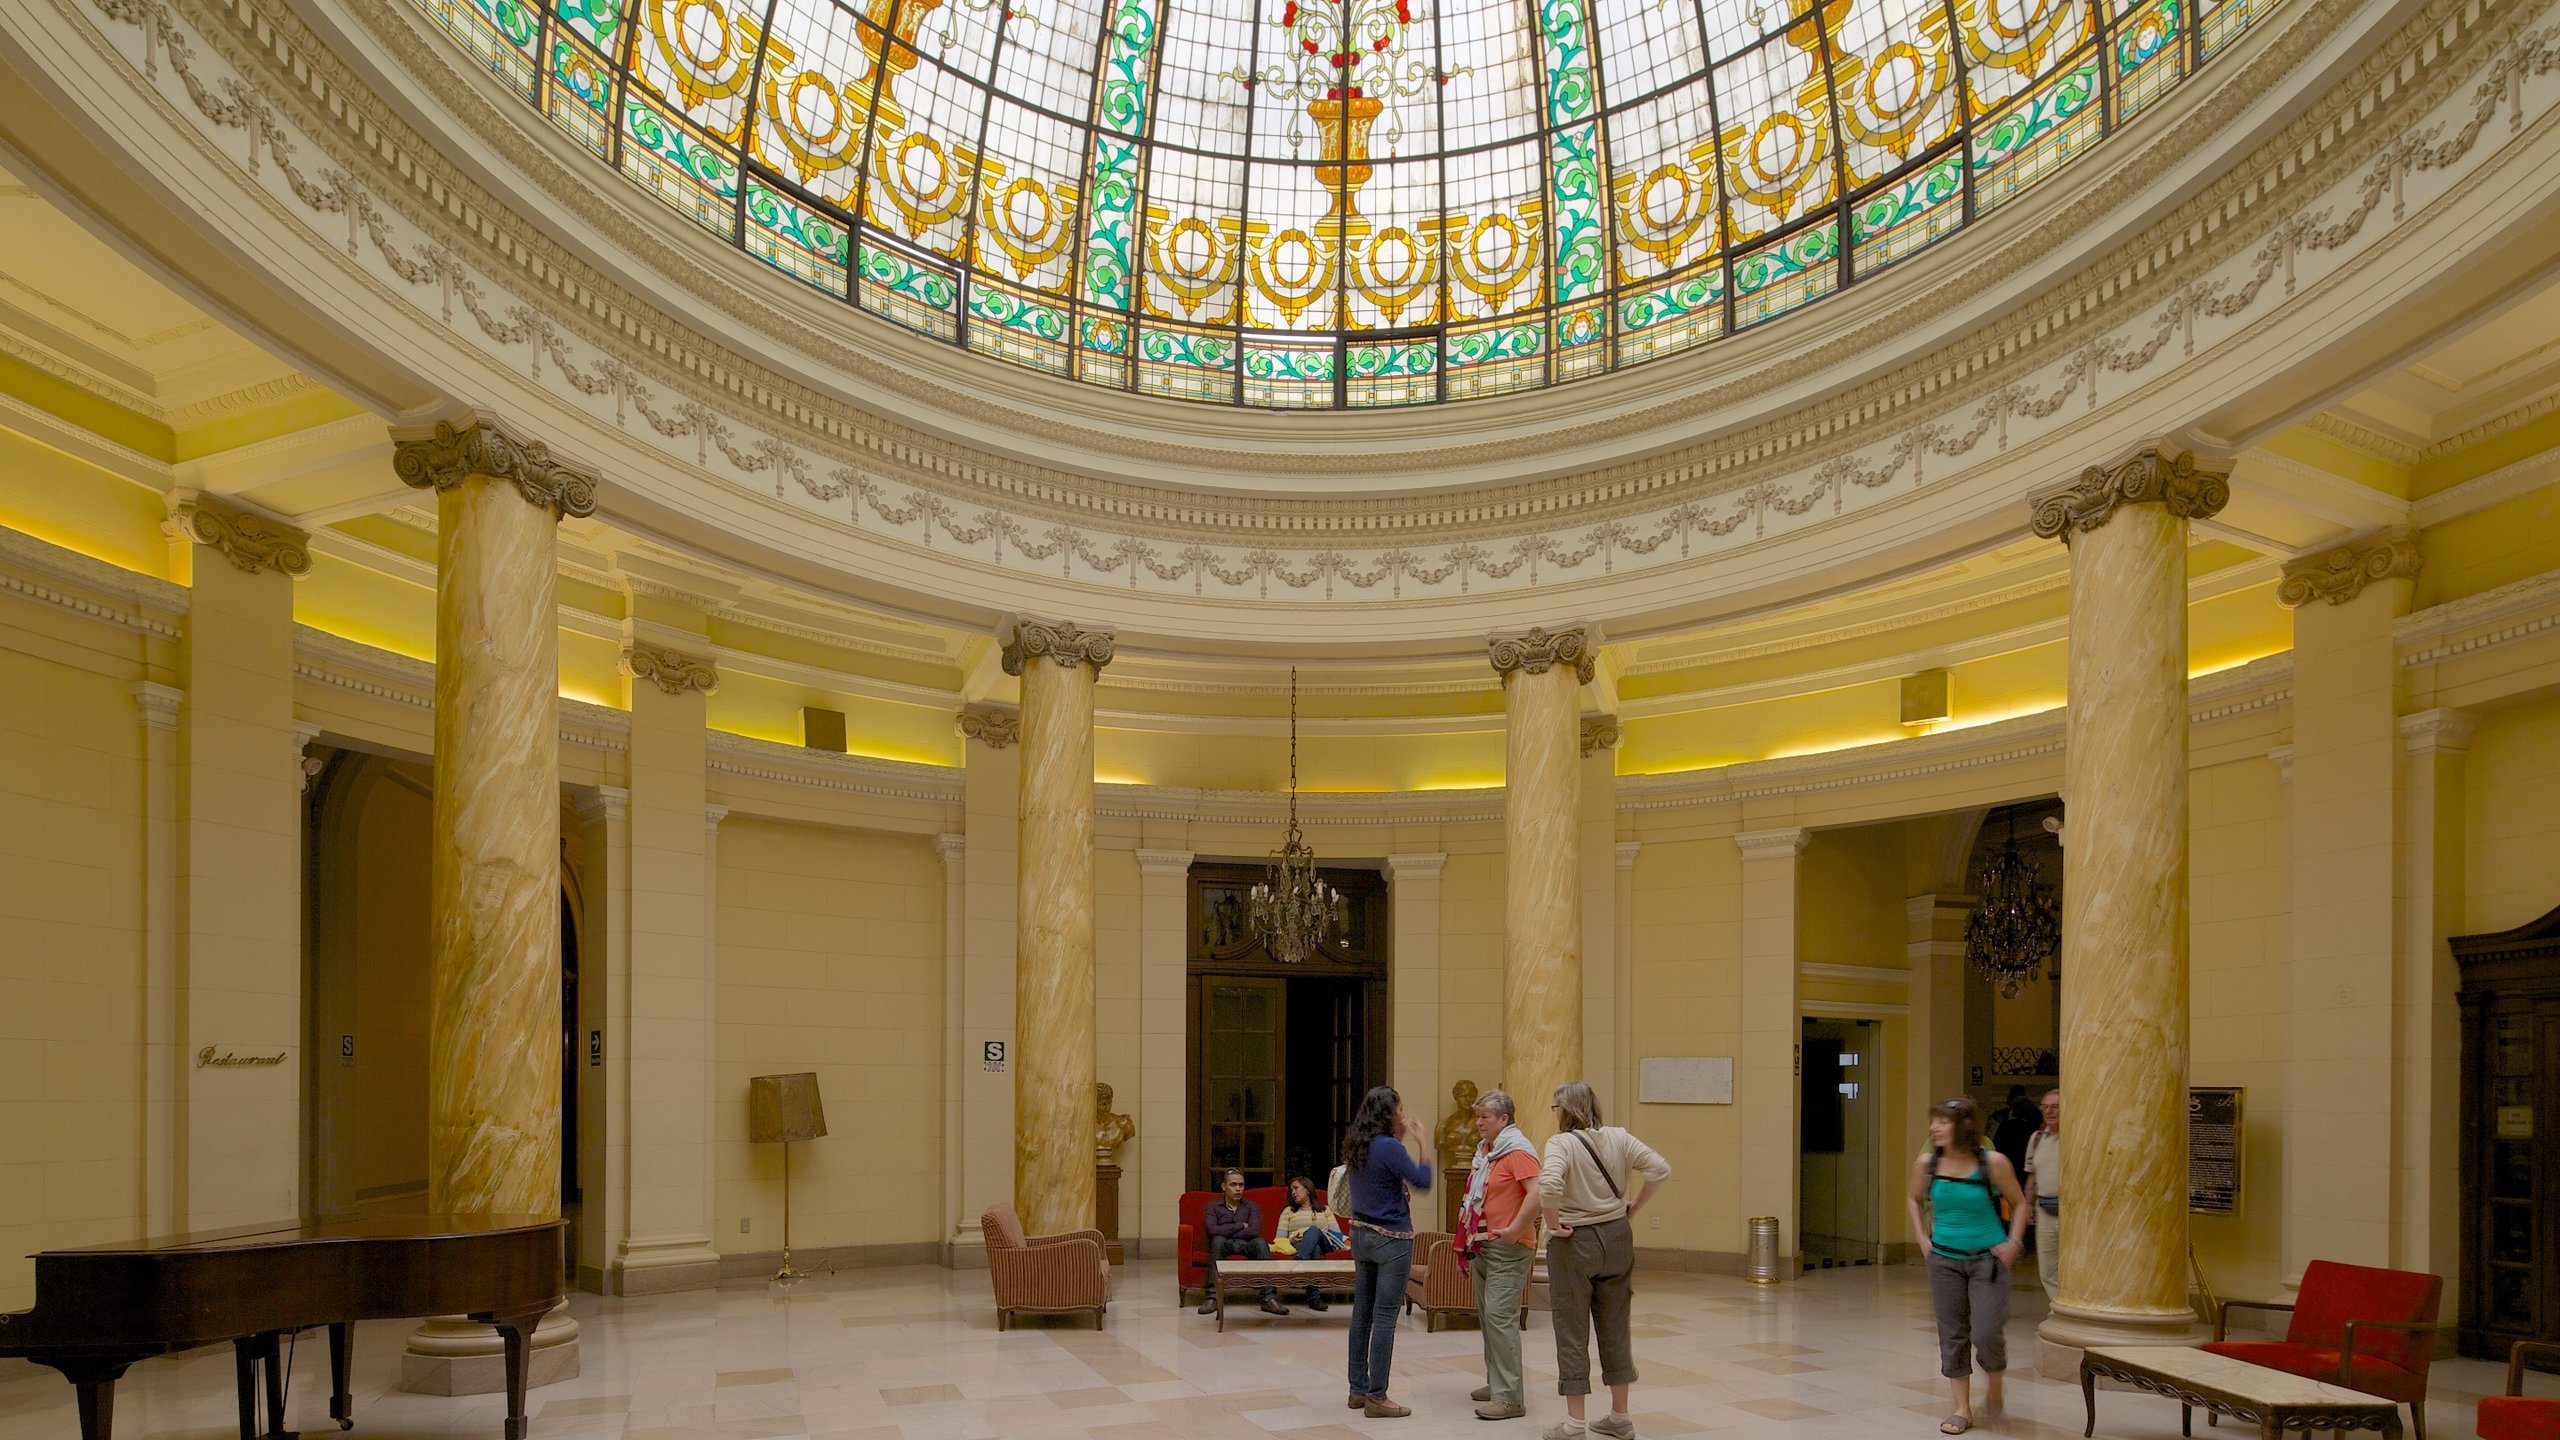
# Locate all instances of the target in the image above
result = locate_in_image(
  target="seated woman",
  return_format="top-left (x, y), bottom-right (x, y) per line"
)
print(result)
top-left (1277, 1174), bottom-right (1341, 1310)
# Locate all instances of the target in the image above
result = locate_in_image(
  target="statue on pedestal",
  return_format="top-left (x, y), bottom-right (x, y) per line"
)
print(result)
top-left (1095, 1082), bottom-right (1135, 1161)
top-left (1436, 1079), bottom-right (1480, 1169)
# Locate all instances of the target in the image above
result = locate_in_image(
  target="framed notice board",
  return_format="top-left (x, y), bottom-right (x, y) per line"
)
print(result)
top-left (2189, 1087), bottom-right (2244, 1214)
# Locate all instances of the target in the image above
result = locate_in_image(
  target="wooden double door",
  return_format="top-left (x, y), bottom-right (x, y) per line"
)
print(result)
top-left (1187, 862), bottom-right (1389, 1192)
top-left (2456, 903), bottom-right (2560, 1358)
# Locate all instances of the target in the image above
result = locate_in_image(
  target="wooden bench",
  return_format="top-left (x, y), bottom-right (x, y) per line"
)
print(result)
top-left (1208, 1259), bottom-right (1357, 1332)
top-left (2081, 1345), bottom-right (2406, 1440)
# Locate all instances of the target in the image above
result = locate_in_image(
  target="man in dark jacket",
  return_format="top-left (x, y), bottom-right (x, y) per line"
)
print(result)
top-left (1198, 1169), bottom-right (1287, 1316)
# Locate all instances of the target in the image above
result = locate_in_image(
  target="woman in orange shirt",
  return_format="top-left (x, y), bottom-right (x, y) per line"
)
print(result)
top-left (1461, 1088), bottom-right (1544, 1421)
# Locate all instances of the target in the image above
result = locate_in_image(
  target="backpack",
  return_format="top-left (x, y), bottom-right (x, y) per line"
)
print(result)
top-left (1931, 1147), bottom-right (2013, 1225)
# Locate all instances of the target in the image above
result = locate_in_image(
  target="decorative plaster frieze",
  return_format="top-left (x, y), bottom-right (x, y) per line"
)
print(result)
top-left (958, 704), bottom-right (1021, 749)
top-left (1000, 618), bottom-right (1114, 674)
top-left (2399, 707), bottom-right (2478, 754)
top-left (2028, 445), bottom-right (2233, 539)
top-left (1488, 626), bottom-right (1597, 683)
top-left (1580, 714), bottom-right (1623, 756)
top-left (164, 491), bottom-right (312, 577)
top-left (389, 417), bottom-right (601, 518)
top-left (44, 0), bottom-right (2560, 624)
top-left (619, 642), bottom-right (720, 697)
top-left (1735, 827), bottom-right (1813, 860)
top-left (2277, 531), bottom-right (2422, 607)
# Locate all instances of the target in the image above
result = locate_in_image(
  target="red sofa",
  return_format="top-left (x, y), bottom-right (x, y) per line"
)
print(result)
top-left (2479, 1341), bottom-right (2560, 1440)
top-left (2202, 1260), bottom-right (2444, 1440)
top-left (1176, 1186), bottom-right (1289, 1301)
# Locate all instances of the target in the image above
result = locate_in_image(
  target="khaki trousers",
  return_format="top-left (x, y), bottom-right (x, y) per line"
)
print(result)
top-left (1471, 1239), bottom-right (1534, 1407)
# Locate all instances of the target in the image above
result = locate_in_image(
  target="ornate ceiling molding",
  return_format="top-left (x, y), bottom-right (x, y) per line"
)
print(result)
top-left (15, 0), bottom-right (2556, 634)
top-left (2277, 530), bottom-right (2423, 606)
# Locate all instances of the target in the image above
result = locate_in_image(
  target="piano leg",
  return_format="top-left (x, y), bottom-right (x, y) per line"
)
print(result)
top-left (234, 1338), bottom-right (260, 1440)
top-left (45, 1359), bottom-right (132, 1440)
top-left (261, 1333), bottom-right (292, 1440)
top-left (328, 1323), bottom-right (354, 1430)
top-left (490, 1309), bottom-right (545, 1440)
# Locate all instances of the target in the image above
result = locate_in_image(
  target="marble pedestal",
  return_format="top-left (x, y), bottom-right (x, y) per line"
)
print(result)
top-left (400, 1305), bottom-right (582, 1394)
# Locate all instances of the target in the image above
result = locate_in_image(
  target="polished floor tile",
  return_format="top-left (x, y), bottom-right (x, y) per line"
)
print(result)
top-left (0, 1261), bottom-right (2517, 1440)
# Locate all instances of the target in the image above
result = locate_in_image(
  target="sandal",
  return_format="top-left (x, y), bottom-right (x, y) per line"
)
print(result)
top-left (1941, 1417), bottom-right (1974, 1435)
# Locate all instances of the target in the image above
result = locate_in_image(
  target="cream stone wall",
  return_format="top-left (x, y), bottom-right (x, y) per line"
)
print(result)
top-left (713, 818), bottom-right (945, 1251)
top-left (0, 632), bottom-right (147, 1311)
top-left (2464, 694), bottom-right (2560, 933)
top-left (2187, 752), bottom-right (2292, 1304)
top-left (1623, 830), bottom-right (1746, 1259)
top-left (1437, 850), bottom-right (1505, 1113)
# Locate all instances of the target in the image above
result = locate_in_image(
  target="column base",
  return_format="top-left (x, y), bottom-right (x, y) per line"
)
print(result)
top-left (399, 1304), bottom-right (580, 1395)
top-left (607, 1236), bottom-right (721, 1295)
top-left (943, 1226), bottom-right (989, 1269)
top-left (2036, 1302), bottom-right (2205, 1380)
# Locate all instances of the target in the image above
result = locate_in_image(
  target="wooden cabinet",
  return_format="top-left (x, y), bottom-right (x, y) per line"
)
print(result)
top-left (2456, 903), bottom-right (2560, 1359)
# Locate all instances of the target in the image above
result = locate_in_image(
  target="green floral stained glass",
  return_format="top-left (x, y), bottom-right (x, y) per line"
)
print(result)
top-left (399, 0), bottom-right (2281, 404)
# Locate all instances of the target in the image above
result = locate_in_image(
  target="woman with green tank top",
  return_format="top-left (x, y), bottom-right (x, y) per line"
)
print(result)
top-left (1905, 1097), bottom-right (2029, 1436)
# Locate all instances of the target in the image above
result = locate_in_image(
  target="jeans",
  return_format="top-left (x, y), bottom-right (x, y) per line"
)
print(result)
top-left (1472, 1238), bottom-right (1535, 1407)
top-left (1927, 1249), bottom-right (2010, 1376)
top-left (1347, 1228), bottom-right (1412, 1399)
top-left (1549, 1217), bottom-right (1637, 1397)
top-left (1208, 1234), bottom-right (1275, 1296)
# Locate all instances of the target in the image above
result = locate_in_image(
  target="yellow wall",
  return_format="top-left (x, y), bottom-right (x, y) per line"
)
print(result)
top-left (2465, 694), bottom-right (2560, 933)
top-left (714, 819), bottom-right (945, 1250)
top-left (2187, 752), bottom-right (2292, 1304)
top-left (0, 631), bottom-right (147, 1310)
top-left (1437, 851), bottom-right (1505, 1109)
top-left (1623, 833), bottom-right (1746, 1257)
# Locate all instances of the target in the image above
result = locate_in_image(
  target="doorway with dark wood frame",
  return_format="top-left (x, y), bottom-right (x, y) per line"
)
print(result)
top-left (1186, 861), bottom-right (1390, 1193)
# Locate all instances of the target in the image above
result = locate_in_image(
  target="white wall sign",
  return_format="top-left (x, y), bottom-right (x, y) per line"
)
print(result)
top-left (1639, 1056), bottom-right (1734, 1105)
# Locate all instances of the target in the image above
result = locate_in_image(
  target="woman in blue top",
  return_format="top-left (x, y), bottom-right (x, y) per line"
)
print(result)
top-left (1339, 1084), bottom-right (1433, 1418)
top-left (1905, 1097), bottom-right (2029, 1436)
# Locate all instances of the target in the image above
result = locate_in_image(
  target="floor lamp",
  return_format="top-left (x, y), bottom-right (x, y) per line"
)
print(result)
top-left (748, 1072), bottom-right (828, 1287)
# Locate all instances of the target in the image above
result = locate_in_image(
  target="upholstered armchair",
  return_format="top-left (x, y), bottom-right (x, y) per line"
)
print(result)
top-left (2478, 1341), bottom-right (2560, 1440)
top-left (2201, 1260), bottom-right (2445, 1440)
top-left (980, 1203), bottom-right (1110, 1330)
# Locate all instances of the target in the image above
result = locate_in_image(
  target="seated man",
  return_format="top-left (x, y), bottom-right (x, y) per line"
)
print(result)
top-left (1197, 1169), bottom-right (1287, 1316)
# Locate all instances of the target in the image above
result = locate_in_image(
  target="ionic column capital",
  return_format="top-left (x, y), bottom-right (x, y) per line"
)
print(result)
top-left (2277, 531), bottom-right (2422, 608)
top-left (959, 702), bottom-right (1021, 749)
top-left (390, 415), bottom-right (601, 518)
top-left (1579, 713), bottom-right (1623, 756)
top-left (2028, 443), bottom-right (2230, 540)
top-left (619, 642), bottom-right (719, 696)
top-left (163, 491), bottom-right (311, 577)
top-left (1000, 617), bottom-right (1115, 675)
top-left (1488, 625), bottom-right (1597, 683)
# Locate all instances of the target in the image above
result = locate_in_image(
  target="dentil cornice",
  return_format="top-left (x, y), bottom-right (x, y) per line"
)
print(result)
top-left (2277, 530), bottom-right (2423, 607)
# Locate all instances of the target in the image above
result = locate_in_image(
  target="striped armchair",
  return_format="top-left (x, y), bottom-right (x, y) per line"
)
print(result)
top-left (980, 1203), bottom-right (1110, 1331)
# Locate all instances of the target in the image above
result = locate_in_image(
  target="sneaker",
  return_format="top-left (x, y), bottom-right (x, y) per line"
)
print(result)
top-left (1364, 1398), bottom-right (1412, 1418)
top-left (1476, 1402), bottom-right (1528, 1421)
top-left (1540, 1423), bottom-right (1587, 1440)
top-left (1473, 1388), bottom-right (1494, 1403)
top-left (1591, 1413), bottom-right (1636, 1439)
top-left (1259, 1293), bottom-right (1288, 1316)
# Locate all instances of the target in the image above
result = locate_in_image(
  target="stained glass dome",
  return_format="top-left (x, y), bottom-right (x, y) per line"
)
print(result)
top-left (415, 0), bottom-right (2270, 406)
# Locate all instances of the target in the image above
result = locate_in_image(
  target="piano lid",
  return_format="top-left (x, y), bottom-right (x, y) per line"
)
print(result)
top-left (37, 1215), bottom-right (564, 1256)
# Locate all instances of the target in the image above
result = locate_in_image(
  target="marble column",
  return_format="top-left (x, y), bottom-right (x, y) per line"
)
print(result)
top-left (390, 419), bottom-right (595, 1391)
top-left (2278, 531), bottom-right (2420, 1275)
top-left (2028, 442), bottom-right (2227, 1365)
top-left (1003, 619), bottom-right (1114, 1237)
top-left (1491, 627), bottom-right (1592, 1139)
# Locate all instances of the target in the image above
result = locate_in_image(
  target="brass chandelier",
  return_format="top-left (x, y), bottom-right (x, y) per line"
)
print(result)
top-left (1249, 668), bottom-right (1339, 963)
top-left (1964, 811), bottom-right (2061, 999)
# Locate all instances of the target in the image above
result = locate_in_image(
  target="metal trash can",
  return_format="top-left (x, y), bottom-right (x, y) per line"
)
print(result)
top-left (1745, 1216), bottom-right (1782, 1286)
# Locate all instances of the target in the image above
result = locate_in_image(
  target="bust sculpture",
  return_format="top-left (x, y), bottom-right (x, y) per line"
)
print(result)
top-left (1095, 1082), bottom-right (1135, 1161)
top-left (1437, 1079), bottom-right (1481, 1168)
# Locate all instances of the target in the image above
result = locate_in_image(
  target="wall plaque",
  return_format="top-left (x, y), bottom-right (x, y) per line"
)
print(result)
top-left (2188, 1086), bottom-right (2244, 1214)
top-left (1639, 1056), bottom-right (1734, 1105)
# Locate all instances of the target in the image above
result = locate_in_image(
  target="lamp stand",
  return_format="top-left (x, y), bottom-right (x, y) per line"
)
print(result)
top-left (774, 1141), bottom-right (808, 1288)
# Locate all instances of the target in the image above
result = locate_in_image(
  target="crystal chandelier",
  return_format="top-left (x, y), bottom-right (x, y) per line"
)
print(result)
top-left (1249, 668), bottom-right (1339, 963)
top-left (1964, 811), bottom-right (2061, 999)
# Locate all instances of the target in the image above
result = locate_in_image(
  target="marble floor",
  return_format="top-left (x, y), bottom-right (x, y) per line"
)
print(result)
top-left (0, 1260), bottom-right (2523, 1440)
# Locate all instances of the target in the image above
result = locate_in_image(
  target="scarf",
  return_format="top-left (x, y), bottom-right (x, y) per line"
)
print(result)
top-left (1455, 1123), bottom-right (1534, 1266)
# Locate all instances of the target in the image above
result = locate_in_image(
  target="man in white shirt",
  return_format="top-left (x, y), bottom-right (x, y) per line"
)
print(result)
top-left (2022, 1090), bottom-right (2061, 1304)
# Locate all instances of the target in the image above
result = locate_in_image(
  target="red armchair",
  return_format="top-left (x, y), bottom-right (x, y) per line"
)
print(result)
top-left (1173, 1186), bottom-right (1290, 1301)
top-left (2478, 1341), bottom-right (2560, 1440)
top-left (980, 1203), bottom-right (1110, 1330)
top-left (2201, 1260), bottom-right (2444, 1440)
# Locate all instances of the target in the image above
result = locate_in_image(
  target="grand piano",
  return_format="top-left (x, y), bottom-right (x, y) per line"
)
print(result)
top-left (0, 1216), bottom-right (565, 1440)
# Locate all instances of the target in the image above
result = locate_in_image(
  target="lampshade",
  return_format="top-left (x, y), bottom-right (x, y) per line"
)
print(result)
top-left (747, 1072), bottom-right (827, 1144)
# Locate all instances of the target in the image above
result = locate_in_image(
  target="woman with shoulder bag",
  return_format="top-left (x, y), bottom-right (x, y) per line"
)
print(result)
top-left (1539, 1081), bottom-right (1672, 1440)
top-left (1907, 1097), bottom-right (2030, 1436)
